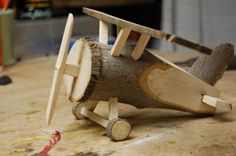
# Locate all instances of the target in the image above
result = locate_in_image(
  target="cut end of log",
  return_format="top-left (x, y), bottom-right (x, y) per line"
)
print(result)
top-left (64, 37), bottom-right (102, 102)
top-left (64, 39), bottom-right (92, 101)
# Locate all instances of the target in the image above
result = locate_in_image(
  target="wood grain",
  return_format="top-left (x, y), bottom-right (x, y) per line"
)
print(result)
top-left (46, 14), bottom-right (74, 125)
top-left (83, 7), bottom-right (212, 54)
top-left (111, 28), bottom-right (131, 56)
top-left (99, 20), bottom-right (109, 44)
top-left (188, 43), bottom-right (234, 85)
top-left (131, 33), bottom-right (150, 60)
top-left (108, 98), bottom-right (118, 120)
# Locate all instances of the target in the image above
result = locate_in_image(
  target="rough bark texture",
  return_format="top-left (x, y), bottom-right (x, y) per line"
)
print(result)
top-left (188, 43), bottom-right (234, 85)
top-left (80, 38), bottom-right (177, 109)
top-left (79, 37), bottom-right (102, 102)
top-left (77, 38), bottom-right (226, 114)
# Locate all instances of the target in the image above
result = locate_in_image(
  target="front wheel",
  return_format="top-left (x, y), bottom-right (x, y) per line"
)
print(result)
top-left (106, 118), bottom-right (131, 141)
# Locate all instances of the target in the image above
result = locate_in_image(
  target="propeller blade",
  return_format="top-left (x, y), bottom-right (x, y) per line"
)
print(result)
top-left (46, 13), bottom-right (74, 125)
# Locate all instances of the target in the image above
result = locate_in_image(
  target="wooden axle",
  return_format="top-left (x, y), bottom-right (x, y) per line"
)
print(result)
top-left (73, 98), bottom-right (131, 141)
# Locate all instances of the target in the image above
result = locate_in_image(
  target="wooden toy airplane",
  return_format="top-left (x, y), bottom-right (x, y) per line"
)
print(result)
top-left (46, 8), bottom-right (234, 141)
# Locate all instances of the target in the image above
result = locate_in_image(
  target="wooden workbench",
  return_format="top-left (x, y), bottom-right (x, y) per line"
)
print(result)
top-left (0, 54), bottom-right (235, 156)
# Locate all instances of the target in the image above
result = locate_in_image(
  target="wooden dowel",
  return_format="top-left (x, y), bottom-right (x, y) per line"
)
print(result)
top-left (131, 33), bottom-right (150, 60)
top-left (108, 98), bottom-right (118, 120)
top-left (64, 64), bottom-right (80, 77)
top-left (99, 20), bottom-right (109, 44)
top-left (80, 107), bottom-right (108, 127)
top-left (111, 28), bottom-right (131, 57)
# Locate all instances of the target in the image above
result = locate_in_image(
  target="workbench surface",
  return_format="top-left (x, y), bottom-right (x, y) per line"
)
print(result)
top-left (0, 55), bottom-right (235, 156)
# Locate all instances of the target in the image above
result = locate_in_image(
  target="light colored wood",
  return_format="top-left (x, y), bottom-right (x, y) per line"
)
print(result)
top-left (202, 95), bottom-right (232, 112)
top-left (139, 64), bottom-right (218, 114)
top-left (146, 49), bottom-right (203, 63)
top-left (80, 107), bottom-right (109, 127)
top-left (46, 13), bottom-right (74, 125)
top-left (106, 118), bottom-right (131, 141)
top-left (83, 7), bottom-right (212, 55)
top-left (141, 51), bottom-right (224, 113)
top-left (93, 102), bottom-right (109, 118)
top-left (146, 49), bottom-right (193, 75)
top-left (202, 95), bottom-right (223, 107)
top-left (131, 33), bottom-right (150, 60)
top-left (64, 39), bottom-right (93, 102)
top-left (99, 20), bottom-right (109, 44)
top-left (108, 98), bottom-right (118, 120)
top-left (64, 64), bottom-right (80, 77)
top-left (111, 28), bottom-right (131, 57)
top-left (64, 39), bottom-right (84, 98)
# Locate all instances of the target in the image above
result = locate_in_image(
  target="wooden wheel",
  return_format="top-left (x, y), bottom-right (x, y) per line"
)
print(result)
top-left (106, 118), bottom-right (131, 141)
top-left (72, 102), bottom-right (86, 120)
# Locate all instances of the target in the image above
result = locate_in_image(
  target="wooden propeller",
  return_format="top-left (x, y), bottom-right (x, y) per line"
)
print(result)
top-left (46, 14), bottom-right (74, 125)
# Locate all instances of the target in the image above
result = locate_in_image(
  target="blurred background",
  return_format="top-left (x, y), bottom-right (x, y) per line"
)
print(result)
top-left (1, 0), bottom-right (236, 65)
